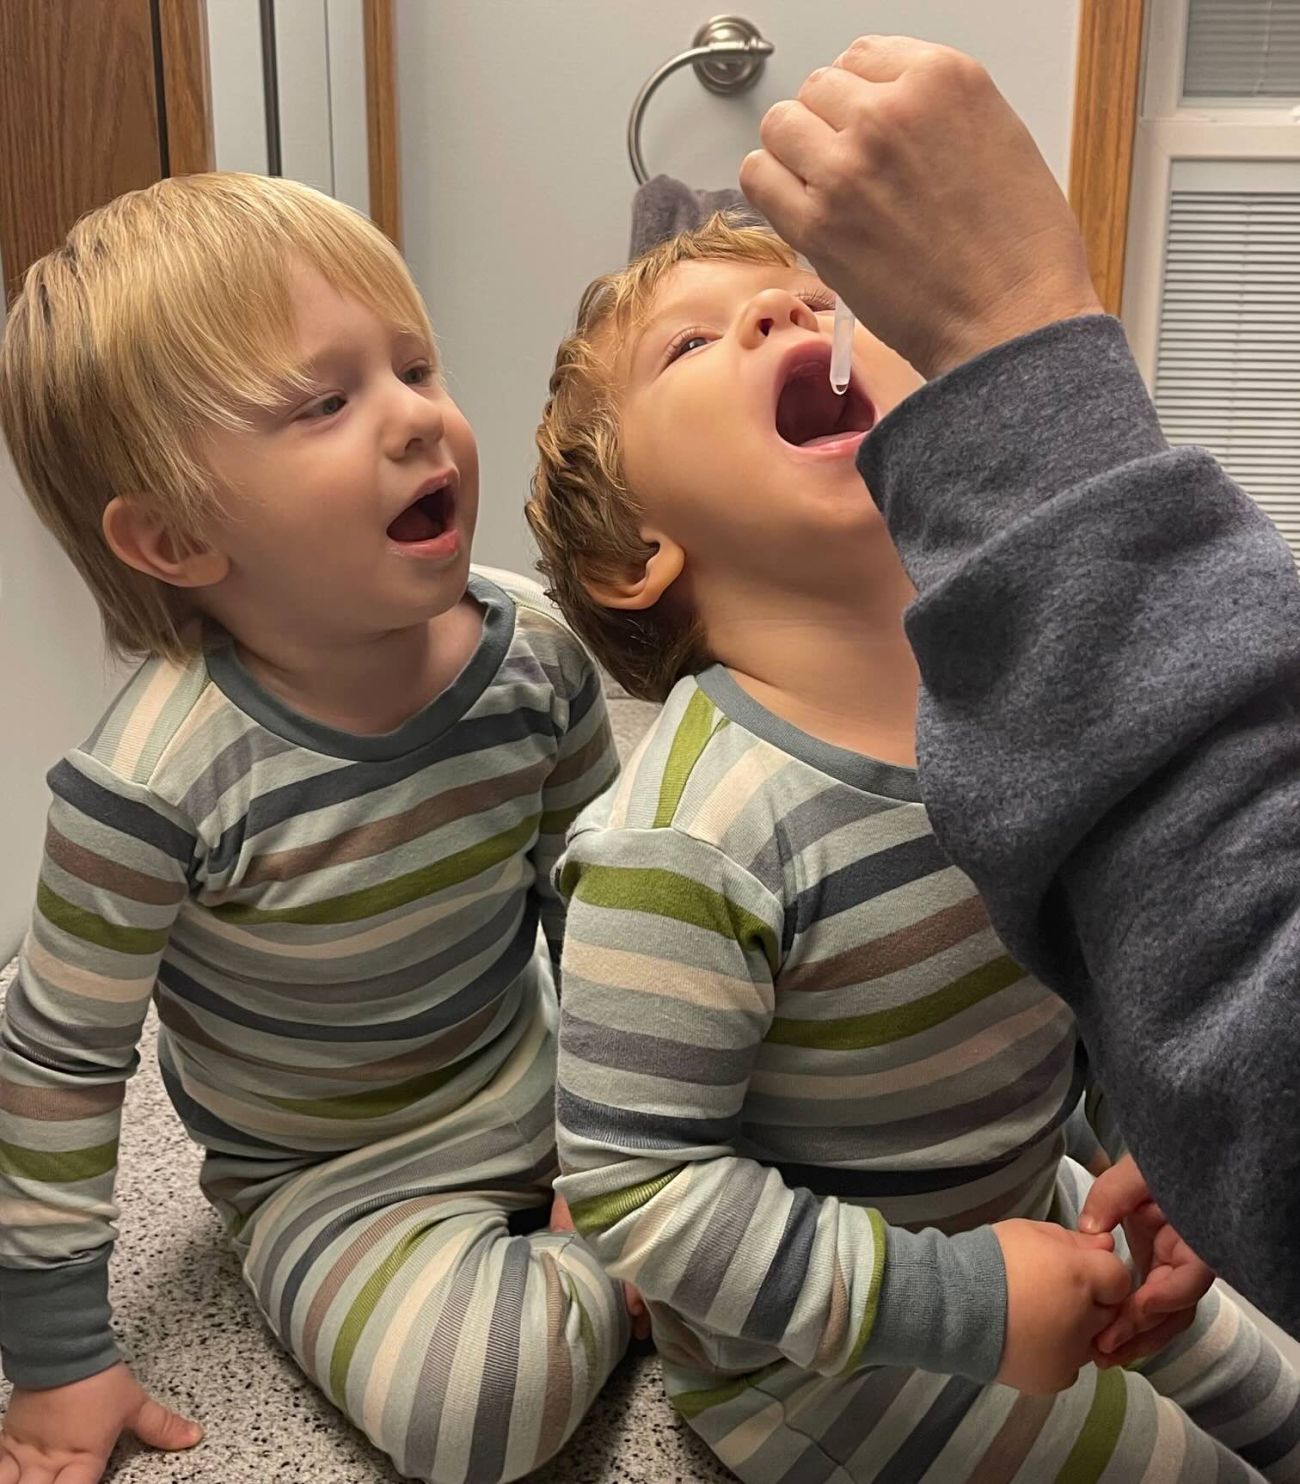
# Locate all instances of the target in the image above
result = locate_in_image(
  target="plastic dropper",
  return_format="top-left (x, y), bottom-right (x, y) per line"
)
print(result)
top-left (830, 294), bottom-right (854, 395)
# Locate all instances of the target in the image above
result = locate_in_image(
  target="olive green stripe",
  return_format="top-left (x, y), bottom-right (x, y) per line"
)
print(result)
top-left (268, 1044), bottom-right (487, 1120)
top-left (569, 1272), bottom-right (598, 1376)
top-left (0, 1136), bottom-right (119, 1184)
top-left (767, 954), bottom-right (1023, 1050)
top-left (328, 1224), bottom-right (428, 1403)
top-left (1053, 1367), bottom-right (1128, 1484)
top-left (571, 1171), bottom-right (677, 1237)
top-left (215, 814), bottom-right (538, 925)
top-left (540, 800), bottom-right (590, 838)
top-left (670, 1360), bottom-right (786, 1422)
top-left (654, 689), bottom-right (719, 829)
top-left (842, 1208), bottom-right (889, 1372)
top-left (36, 880), bottom-right (169, 957)
top-left (562, 864), bottom-right (778, 973)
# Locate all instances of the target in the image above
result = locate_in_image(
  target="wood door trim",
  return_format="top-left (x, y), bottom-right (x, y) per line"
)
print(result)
top-left (157, 0), bottom-right (214, 176)
top-left (1069, 0), bottom-right (1146, 316)
top-left (0, 0), bottom-right (163, 299)
top-left (364, 0), bottom-right (401, 247)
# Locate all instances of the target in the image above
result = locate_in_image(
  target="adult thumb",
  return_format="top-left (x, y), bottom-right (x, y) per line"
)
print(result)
top-left (129, 1397), bottom-right (204, 1453)
top-left (1078, 1155), bottom-right (1148, 1234)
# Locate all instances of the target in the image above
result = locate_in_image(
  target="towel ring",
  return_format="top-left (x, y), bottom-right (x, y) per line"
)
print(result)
top-left (628, 16), bottom-right (775, 185)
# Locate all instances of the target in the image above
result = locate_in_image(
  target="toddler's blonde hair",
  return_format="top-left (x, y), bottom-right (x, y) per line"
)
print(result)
top-left (528, 214), bottom-right (796, 701)
top-left (0, 172), bottom-right (432, 660)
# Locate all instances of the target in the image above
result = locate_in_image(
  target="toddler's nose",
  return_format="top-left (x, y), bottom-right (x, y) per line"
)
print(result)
top-left (394, 389), bottom-right (445, 458)
top-left (738, 289), bottom-right (820, 348)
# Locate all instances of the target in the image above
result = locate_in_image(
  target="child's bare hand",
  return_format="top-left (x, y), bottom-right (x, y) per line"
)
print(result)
top-left (993, 1219), bottom-right (1131, 1395)
top-left (1079, 1154), bottom-right (1214, 1367)
top-left (623, 1283), bottom-right (652, 1341)
top-left (551, 1192), bottom-right (651, 1340)
top-left (0, 1362), bottom-right (201, 1484)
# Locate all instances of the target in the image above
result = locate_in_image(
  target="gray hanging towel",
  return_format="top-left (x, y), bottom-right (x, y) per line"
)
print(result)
top-left (628, 174), bottom-right (766, 260)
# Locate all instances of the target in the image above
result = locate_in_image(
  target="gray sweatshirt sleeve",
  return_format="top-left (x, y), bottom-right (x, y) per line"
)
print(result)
top-left (858, 314), bottom-right (1300, 1337)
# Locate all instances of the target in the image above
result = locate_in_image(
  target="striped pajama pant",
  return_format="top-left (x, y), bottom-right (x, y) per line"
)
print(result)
top-left (200, 997), bottom-right (628, 1484)
top-left (665, 1162), bottom-right (1300, 1484)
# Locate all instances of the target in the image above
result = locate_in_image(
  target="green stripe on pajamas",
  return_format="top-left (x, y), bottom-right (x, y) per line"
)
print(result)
top-left (230, 994), bottom-right (628, 1482)
top-left (665, 1164), bottom-right (1300, 1484)
top-left (554, 667), bottom-right (1300, 1483)
top-left (0, 574), bottom-right (627, 1480)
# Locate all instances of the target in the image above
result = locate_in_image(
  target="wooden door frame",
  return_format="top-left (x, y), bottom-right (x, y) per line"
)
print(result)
top-left (106, 0), bottom-right (402, 233)
top-left (363, 0), bottom-right (401, 247)
top-left (158, 0), bottom-right (215, 175)
top-left (1069, 0), bottom-right (1146, 316)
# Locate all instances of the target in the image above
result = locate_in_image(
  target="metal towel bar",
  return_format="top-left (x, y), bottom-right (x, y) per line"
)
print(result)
top-left (627, 16), bottom-right (775, 185)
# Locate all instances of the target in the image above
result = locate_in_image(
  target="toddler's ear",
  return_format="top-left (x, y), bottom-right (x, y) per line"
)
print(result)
top-left (584, 531), bottom-right (684, 612)
top-left (103, 497), bottom-right (229, 589)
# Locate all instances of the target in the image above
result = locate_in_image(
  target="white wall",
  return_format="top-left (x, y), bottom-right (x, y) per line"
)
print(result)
top-left (206, 0), bottom-right (370, 214)
top-left (0, 443), bottom-right (123, 957)
top-left (396, 0), bottom-right (1082, 574)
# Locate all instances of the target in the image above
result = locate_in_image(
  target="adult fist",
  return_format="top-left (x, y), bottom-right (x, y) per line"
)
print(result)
top-left (740, 36), bottom-right (1103, 379)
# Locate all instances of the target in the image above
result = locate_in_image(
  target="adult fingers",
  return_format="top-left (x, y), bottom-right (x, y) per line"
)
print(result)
top-left (1122, 1203), bottom-right (1162, 1279)
top-left (0, 1448), bottom-right (19, 1484)
top-left (757, 99), bottom-right (839, 186)
top-left (738, 148), bottom-right (810, 231)
top-left (1133, 1258), bottom-right (1214, 1320)
top-left (796, 65), bottom-right (876, 131)
top-left (1095, 1309), bottom-right (1196, 1369)
top-left (832, 35), bottom-right (937, 82)
top-left (1078, 1155), bottom-right (1149, 1234)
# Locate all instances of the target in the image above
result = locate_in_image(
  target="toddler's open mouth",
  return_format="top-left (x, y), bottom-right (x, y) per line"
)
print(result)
top-left (774, 348), bottom-right (876, 453)
top-left (388, 481), bottom-right (455, 544)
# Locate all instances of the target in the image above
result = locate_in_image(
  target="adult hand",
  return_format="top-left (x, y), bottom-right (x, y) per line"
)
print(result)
top-left (1080, 1155), bottom-right (1215, 1367)
top-left (740, 36), bottom-right (1103, 379)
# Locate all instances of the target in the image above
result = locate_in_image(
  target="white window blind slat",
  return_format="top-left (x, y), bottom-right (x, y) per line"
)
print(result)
top-left (1153, 188), bottom-right (1300, 558)
top-left (1183, 0), bottom-right (1300, 98)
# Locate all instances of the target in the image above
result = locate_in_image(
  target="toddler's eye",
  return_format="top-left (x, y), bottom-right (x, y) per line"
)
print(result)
top-left (402, 363), bottom-right (435, 386)
top-left (303, 394), bottom-right (346, 419)
top-left (799, 291), bottom-right (836, 314)
top-left (666, 333), bottom-right (712, 365)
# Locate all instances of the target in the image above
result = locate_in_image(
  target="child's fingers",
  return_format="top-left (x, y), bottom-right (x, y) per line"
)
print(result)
top-left (623, 1283), bottom-right (651, 1341)
top-left (548, 1193), bottom-right (576, 1233)
top-left (1087, 1251), bottom-right (1134, 1307)
top-left (52, 1464), bottom-right (107, 1484)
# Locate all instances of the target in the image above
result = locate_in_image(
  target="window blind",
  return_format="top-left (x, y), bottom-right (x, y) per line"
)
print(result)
top-left (1183, 0), bottom-right (1300, 97)
top-left (1152, 187), bottom-right (1300, 555)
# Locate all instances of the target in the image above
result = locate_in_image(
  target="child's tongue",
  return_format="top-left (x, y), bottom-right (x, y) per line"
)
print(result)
top-left (388, 498), bottom-right (443, 543)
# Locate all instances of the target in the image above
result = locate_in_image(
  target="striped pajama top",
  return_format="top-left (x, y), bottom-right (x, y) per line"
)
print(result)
top-left (555, 666), bottom-right (1086, 1386)
top-left (0, 575), bottom-right (618, 1388)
